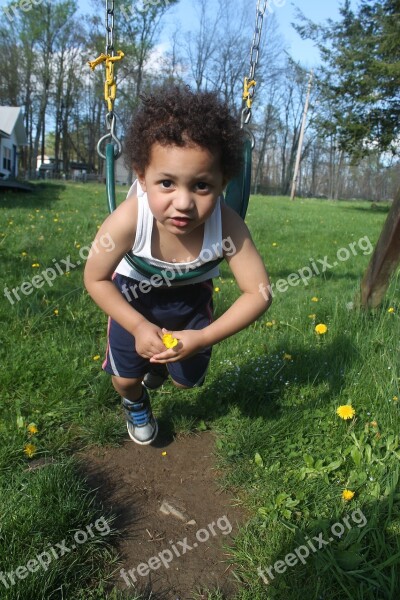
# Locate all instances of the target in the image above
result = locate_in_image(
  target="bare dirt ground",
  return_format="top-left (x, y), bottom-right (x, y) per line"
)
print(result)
top-left (79, 430), bottom-right (246, 599)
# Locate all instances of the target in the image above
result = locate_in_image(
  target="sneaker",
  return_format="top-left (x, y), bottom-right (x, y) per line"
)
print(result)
top-left (122, 388), bottom-right (158, 445)
top-left (143, 364), bottom-right (169, 390)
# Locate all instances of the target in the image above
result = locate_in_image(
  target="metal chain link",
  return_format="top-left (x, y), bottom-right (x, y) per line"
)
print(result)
top-left (241, 0), bottom-right (269, 127)
top-left (106, 0), bottom-right (115, 57)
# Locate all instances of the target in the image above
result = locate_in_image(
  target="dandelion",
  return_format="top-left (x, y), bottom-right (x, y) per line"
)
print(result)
top-left (311, 297), bottom-right (319, 302)
top-left (308, 314), bottom-right (316, 319)
top-left (21, 251), bottom-right (27, 256)
top-left (342, 489), bottom-right (355, 501)
top-left (283, 353), bottom-right (292, 361)
top-left (53, 309), bottom-right (59, 316)
top-left (315, 323), bottom-right (328, 335)
top-left (214, 287), bottom-right (220, 292)
top-left (266, 321), bottom-right (274, 327)
top-left (32, 263), bottom-right (40, 268)
top-left (27, 423), bottom-right (38, 435)
top-left (161, 451), bottom-right (167, 456)
top-left (272, 242), bottom-right (278, 247)
top-left (370, 421), bottom-right (378, 427)
top-left (162, 333), bottom-right (178, 349)
top-left (24, 443), bottom-right (37, 458)
top-left (53, 218), bottom-right (59, 222)
top-left (393, 396), bottom-right (398, 402)
top-left (93, 355), bottom-right (101, 361)
top-left (388, 307), bottom-right (395, 313)
top-left (336, 405), bottom-right (356, 420)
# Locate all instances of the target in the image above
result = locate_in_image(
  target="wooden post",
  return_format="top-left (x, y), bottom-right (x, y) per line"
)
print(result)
top-left (360, 188), bottom-right (400, 308)
top-left (290, 70), bottom-right (313, 201)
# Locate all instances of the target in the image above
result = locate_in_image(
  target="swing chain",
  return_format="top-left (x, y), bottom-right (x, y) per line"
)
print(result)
top-left (241, 0), bottom-right (268, 128)
top-left (106, 0), bottom-right (115, 57)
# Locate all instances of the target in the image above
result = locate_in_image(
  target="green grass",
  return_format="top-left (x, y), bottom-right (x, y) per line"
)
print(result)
top-left (0, 182), bottom-right (399, 599)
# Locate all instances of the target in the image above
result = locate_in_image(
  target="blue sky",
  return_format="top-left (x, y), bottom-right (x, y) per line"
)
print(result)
top-left (0, 0), bottom-right (352, 65)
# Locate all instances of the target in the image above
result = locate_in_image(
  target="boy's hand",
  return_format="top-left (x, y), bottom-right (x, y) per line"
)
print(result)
top-left (149, 328), bottom-right (205, 363)
top-left (133, 321), bottom-right (166, 359)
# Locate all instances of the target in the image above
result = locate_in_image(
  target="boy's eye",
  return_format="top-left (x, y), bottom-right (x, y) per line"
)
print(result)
top-left (160, 180), bottom-right (173, 189)
top-left (195, 182), bottom-right (210, 191)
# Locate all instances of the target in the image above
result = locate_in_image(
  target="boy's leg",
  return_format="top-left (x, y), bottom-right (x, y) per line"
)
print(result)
top-left (111, 375), bottom-right (144, 401)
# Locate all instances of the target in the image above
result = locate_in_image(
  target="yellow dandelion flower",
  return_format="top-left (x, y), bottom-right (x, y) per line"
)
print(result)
top-left (336, 405), bottom-right (356, 420)
top-left (388, 307), bottom-right (395, 313)
top-left (214, 287), bottom-right (220, 292)
top-left (53, 309), bottom-right (59, 316)
top-left (370, 420), bottom-right (378, 427)
top-left (342, 489), bottom-right (355, 501)
top-left (75, 243), bottom-right (81, 249)
top-left (315, 323), bottom-right (328, 335)
top-left (308, 314), bottom-right (316, 319)
top-left (21, 251), bottom-right (27, 257)
top-left (32, 263), bottom-right (40, 268)
top-left (393, 396), bottom-right (398, 402)
top-left (272, 242), bottom-right (278, 247)
top-left (27, 423), bottom-right (38, 435)
top-left (8, 221), bottom-right (14, 225)
top-left (161, 451), bottom-right (167, 456)
top-left (283, 353), bottom-right (292, 361)
top-left (311, 297), bottom-right (319, 302)
top-left (92, 355), bottom-right (101, 361)
top-left (24, 443), bottom-right (37, 458)
top-left (162, 333), bottom-right (178, 349)
top-left (53, 218), bottom-right (59, 222)
top-left (266, 321), bottom-right (274, 327)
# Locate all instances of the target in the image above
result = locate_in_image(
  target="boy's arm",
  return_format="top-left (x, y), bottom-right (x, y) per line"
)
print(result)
top-left (83, 195), bottom-right (149, 336)
top-left (200, 204), bottom-right (272, 347)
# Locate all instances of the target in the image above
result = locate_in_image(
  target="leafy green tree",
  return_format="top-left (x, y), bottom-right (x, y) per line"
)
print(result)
top-left (295, 0), bottom-right (400, 159)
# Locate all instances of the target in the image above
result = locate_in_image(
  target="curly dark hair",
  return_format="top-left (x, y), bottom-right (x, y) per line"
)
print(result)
top-left (124, 85), bottom-right (244, 181)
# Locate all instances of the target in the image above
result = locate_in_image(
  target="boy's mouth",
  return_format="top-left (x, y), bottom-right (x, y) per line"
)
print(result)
top-left (170, 216), bottom-right (192, 227)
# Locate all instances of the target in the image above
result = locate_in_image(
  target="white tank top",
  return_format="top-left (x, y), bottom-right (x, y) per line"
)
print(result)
top-left (115, 180), bottom-right (223, 286)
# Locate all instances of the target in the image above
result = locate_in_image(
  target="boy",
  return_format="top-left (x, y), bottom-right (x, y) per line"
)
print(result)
top-left (84, 86), bottom-right (272, 445)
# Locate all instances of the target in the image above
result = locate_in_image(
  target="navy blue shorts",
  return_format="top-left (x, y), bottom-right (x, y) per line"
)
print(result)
top-left (102, 273), bottom-right (214, 387)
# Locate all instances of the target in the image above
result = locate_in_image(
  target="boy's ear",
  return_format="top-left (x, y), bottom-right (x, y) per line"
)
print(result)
top-left (136, 172), bottom-right (146, 191)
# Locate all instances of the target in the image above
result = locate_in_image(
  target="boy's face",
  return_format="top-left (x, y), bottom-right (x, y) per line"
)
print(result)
top-left (137, 143), bottom-right (225, 236)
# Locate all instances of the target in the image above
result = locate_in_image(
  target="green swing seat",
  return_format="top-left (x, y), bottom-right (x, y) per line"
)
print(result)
top-left (106, 137), bottom-right (252, 281)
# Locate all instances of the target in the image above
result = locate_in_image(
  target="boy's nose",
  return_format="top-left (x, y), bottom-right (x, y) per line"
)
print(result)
top-left (173, 189), bottom-right (194, 212)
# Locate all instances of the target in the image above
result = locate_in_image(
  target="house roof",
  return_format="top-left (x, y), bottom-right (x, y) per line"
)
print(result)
top-left (0, 107), bottom-right (27, 146)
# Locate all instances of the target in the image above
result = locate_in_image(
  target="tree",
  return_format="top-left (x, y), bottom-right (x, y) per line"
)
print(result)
top-left (295, 0), bottom-right (400, 158)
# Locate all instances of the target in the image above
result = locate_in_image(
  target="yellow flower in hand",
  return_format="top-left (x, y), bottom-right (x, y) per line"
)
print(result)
top-left (162, 332), bottom-right (178, 349)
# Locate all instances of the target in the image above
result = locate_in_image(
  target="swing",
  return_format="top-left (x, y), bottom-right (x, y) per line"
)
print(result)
top-left (89, 1), bottom-right (268, 281)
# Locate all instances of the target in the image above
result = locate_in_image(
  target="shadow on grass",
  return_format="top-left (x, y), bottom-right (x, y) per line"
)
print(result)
top-left (340, 203), bottom-right (391, 214)
top-left (0, 181), bottom-right (66, 209)
top-left (156, 332), bottom-right (359, 434)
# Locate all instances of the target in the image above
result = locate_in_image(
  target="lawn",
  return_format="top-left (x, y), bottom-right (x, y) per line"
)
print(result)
top-left (0, 181), bottom-right (399, 599)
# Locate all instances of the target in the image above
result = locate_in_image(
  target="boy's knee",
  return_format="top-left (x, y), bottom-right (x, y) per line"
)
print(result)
top-left (112, 375), bottom-right (143, 395)
top-left (171, 379), bottom-right (190, 389)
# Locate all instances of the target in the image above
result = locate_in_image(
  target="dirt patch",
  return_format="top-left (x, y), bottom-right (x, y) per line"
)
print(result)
top-left (79, 430), bottom-right (246, 599)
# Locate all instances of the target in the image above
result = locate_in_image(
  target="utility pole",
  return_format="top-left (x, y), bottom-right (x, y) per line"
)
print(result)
top-left (290, 70), bottom-right (313, 201)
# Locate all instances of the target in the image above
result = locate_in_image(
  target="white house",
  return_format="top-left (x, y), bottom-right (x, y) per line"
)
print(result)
top-left (0, 107), bottom-right (27, 179)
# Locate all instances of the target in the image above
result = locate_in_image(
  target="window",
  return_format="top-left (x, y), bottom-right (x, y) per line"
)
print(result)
top-left (3, 147), bottom-right (11, 171)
